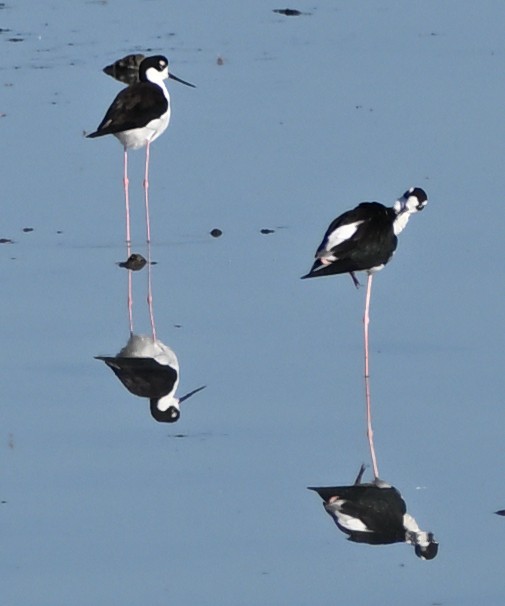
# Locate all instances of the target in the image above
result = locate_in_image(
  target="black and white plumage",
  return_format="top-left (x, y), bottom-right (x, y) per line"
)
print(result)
top-left (87, 55), bottom-right (194, 150)
top-left (302, 187), bottom-right (428, 283)
top-left (308, 465), bottom-right (438, 560)
top-left (302, 187), bottom-right (428, 480)
top-left (96, 334), bottom-right (205, 423)
top-left (87, 55), bottom-right (195, 247)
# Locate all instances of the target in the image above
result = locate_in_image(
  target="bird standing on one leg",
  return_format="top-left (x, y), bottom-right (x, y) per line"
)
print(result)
top-left (302, 187), bottom-right (428, 479)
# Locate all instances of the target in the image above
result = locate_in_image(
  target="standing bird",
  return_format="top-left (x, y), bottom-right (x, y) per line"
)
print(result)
top-left (87, 55), bottom-right (195, 245)
top-left (96, 334), bottom-right (205, 423)
top-left (308, 465), bottom-right (438, 560)
top-left (302, 187), bottom-right (428, 479)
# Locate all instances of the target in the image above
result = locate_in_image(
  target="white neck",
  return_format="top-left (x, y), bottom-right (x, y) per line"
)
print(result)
top-left (393, 210), bottom-right (413, 235)
top-left (157, 394), bottom-right (180, 413)
top-left (145, 67), bottom-right (170, 100)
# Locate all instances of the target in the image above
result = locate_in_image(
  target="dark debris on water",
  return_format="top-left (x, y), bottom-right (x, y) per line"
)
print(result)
top-left (210, 228), bottom-right (223, 238)
top-left (273, 8), bottom-right (310, 16)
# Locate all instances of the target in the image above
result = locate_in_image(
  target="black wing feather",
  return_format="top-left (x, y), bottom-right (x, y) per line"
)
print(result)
top-left (87, 82), bottom-right (168, 137)
top-left (96, 356), bottom-right (177, 398)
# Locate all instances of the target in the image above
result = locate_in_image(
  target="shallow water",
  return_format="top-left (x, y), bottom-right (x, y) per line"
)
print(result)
top-left (3, 1), bottom-right (505, 604)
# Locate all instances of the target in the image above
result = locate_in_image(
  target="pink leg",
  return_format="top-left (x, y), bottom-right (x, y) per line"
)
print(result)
top-left (123, 148), bottom-right (133, 334)
top-left (147, 238), bottom-right (156, 341)
top-left (123, 148), bottom-right (131, 245)
top-left (364, 273), bottom-right (379, 480)
top-left (143, 141), bottom-right (151, 244)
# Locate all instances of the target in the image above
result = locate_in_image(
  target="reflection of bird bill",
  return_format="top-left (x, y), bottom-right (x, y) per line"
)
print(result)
top-left (179, 385), bottom-right (206, 403)
top-left (308, 465), bottom-right (438, 560)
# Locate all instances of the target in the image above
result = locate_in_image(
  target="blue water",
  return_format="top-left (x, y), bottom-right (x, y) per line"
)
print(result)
top-left (2, 1), bottom-right (505, 604)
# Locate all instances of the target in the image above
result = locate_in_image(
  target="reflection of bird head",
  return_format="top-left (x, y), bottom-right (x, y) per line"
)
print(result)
top-left (412, 531), bottom-right (439, 560)
top-left (404, 514), bottom-right (439, 560)
top-left (149, 385), bottom-right (206, 423)
top-left (150, 395), bottom-right (180, 423)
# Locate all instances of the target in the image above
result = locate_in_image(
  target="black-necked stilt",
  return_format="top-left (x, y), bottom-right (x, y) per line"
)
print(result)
top-left (96, 334), bottom-right (205, 423)
top-left (308, 465), bottom-right (438, 560)
top-left (103, 53), bottom-right (145, 86)
top-left (302, 187), bottom-right (427, 479)
top-left (87, 55), bottom-right (195, 244)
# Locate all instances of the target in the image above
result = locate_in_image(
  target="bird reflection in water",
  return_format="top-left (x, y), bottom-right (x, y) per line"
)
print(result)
top-left (96, 334), bottom-right (205, 423)
top-left (96, 193), bottom-right (204, 422)
top-left (309, 464), bottom-right (438, 560)
top-left (103, 53), bottom-right (145, 86)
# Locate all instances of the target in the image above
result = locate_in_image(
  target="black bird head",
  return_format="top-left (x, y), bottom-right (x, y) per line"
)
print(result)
top-left (139, 55), bottom-right (196, 88)
top-left (395, 187), bottom-right (428, 213)
top-left (413, 532), bottom-right (439, 560)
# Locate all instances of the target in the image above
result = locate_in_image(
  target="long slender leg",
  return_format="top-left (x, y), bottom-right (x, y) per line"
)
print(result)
top-left (123, 148), bottom-right (133, 334)
top-left (143, 141), bottom-right (151, 244)
top-left (143, 141), bottom-right (156, 339)
top-left (147, 238), bottom-right (156, 341)
top-left (364, 273), bottom-right (379, 480)
top-left (124, 148), bottom-right (131, 245)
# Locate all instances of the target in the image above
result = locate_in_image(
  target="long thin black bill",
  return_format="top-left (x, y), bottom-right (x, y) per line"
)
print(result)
top-left (179, 385), bottom-right (206, 403)
top-left (169, 73), bottom-right (196, 88)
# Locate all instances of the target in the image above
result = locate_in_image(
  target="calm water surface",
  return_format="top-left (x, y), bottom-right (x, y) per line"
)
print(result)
top-left (2, 1), bottom-right (505, 604)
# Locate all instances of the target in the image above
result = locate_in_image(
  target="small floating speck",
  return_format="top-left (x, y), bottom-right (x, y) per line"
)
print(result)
top-left (118, 253), bottom-right (147, 271)
top-left (260, 228), bottom-right (275, 235)
top-left (0, 238), bottom-right (13, 244)
top-left (216, 56), bottom-right (224, 66)
top-left (22, 227), bottom-right (34, 233)
top-left (210, 228), bottom-right (223, 238)
top-left (495, 509), bottom-right (505, 516)
top-left (8, 37), bottom-right (24, 42)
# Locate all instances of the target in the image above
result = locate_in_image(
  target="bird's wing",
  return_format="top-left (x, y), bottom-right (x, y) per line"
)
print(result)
top-left (95, 356), bottom-right (177, 398)
top-left (338, 487), bottom-right (407, 534)
top-left (91, 83), bottom-right (169, 136)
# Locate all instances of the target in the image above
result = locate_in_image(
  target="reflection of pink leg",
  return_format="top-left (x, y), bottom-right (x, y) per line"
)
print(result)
top-left (123, 148), bottom-right (133, 334)
top-left (143, 141), bottom-right (151, 244)
top-left (147, 239), bottom-right (156, 341)
top-left (364, 274), bottom-right (379, 480)
top-left (127, 269), bottom-right (133, 335)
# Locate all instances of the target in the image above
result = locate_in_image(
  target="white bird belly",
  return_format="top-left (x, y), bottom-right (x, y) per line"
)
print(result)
top-left (115, 111), bottom-right (170, 150)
